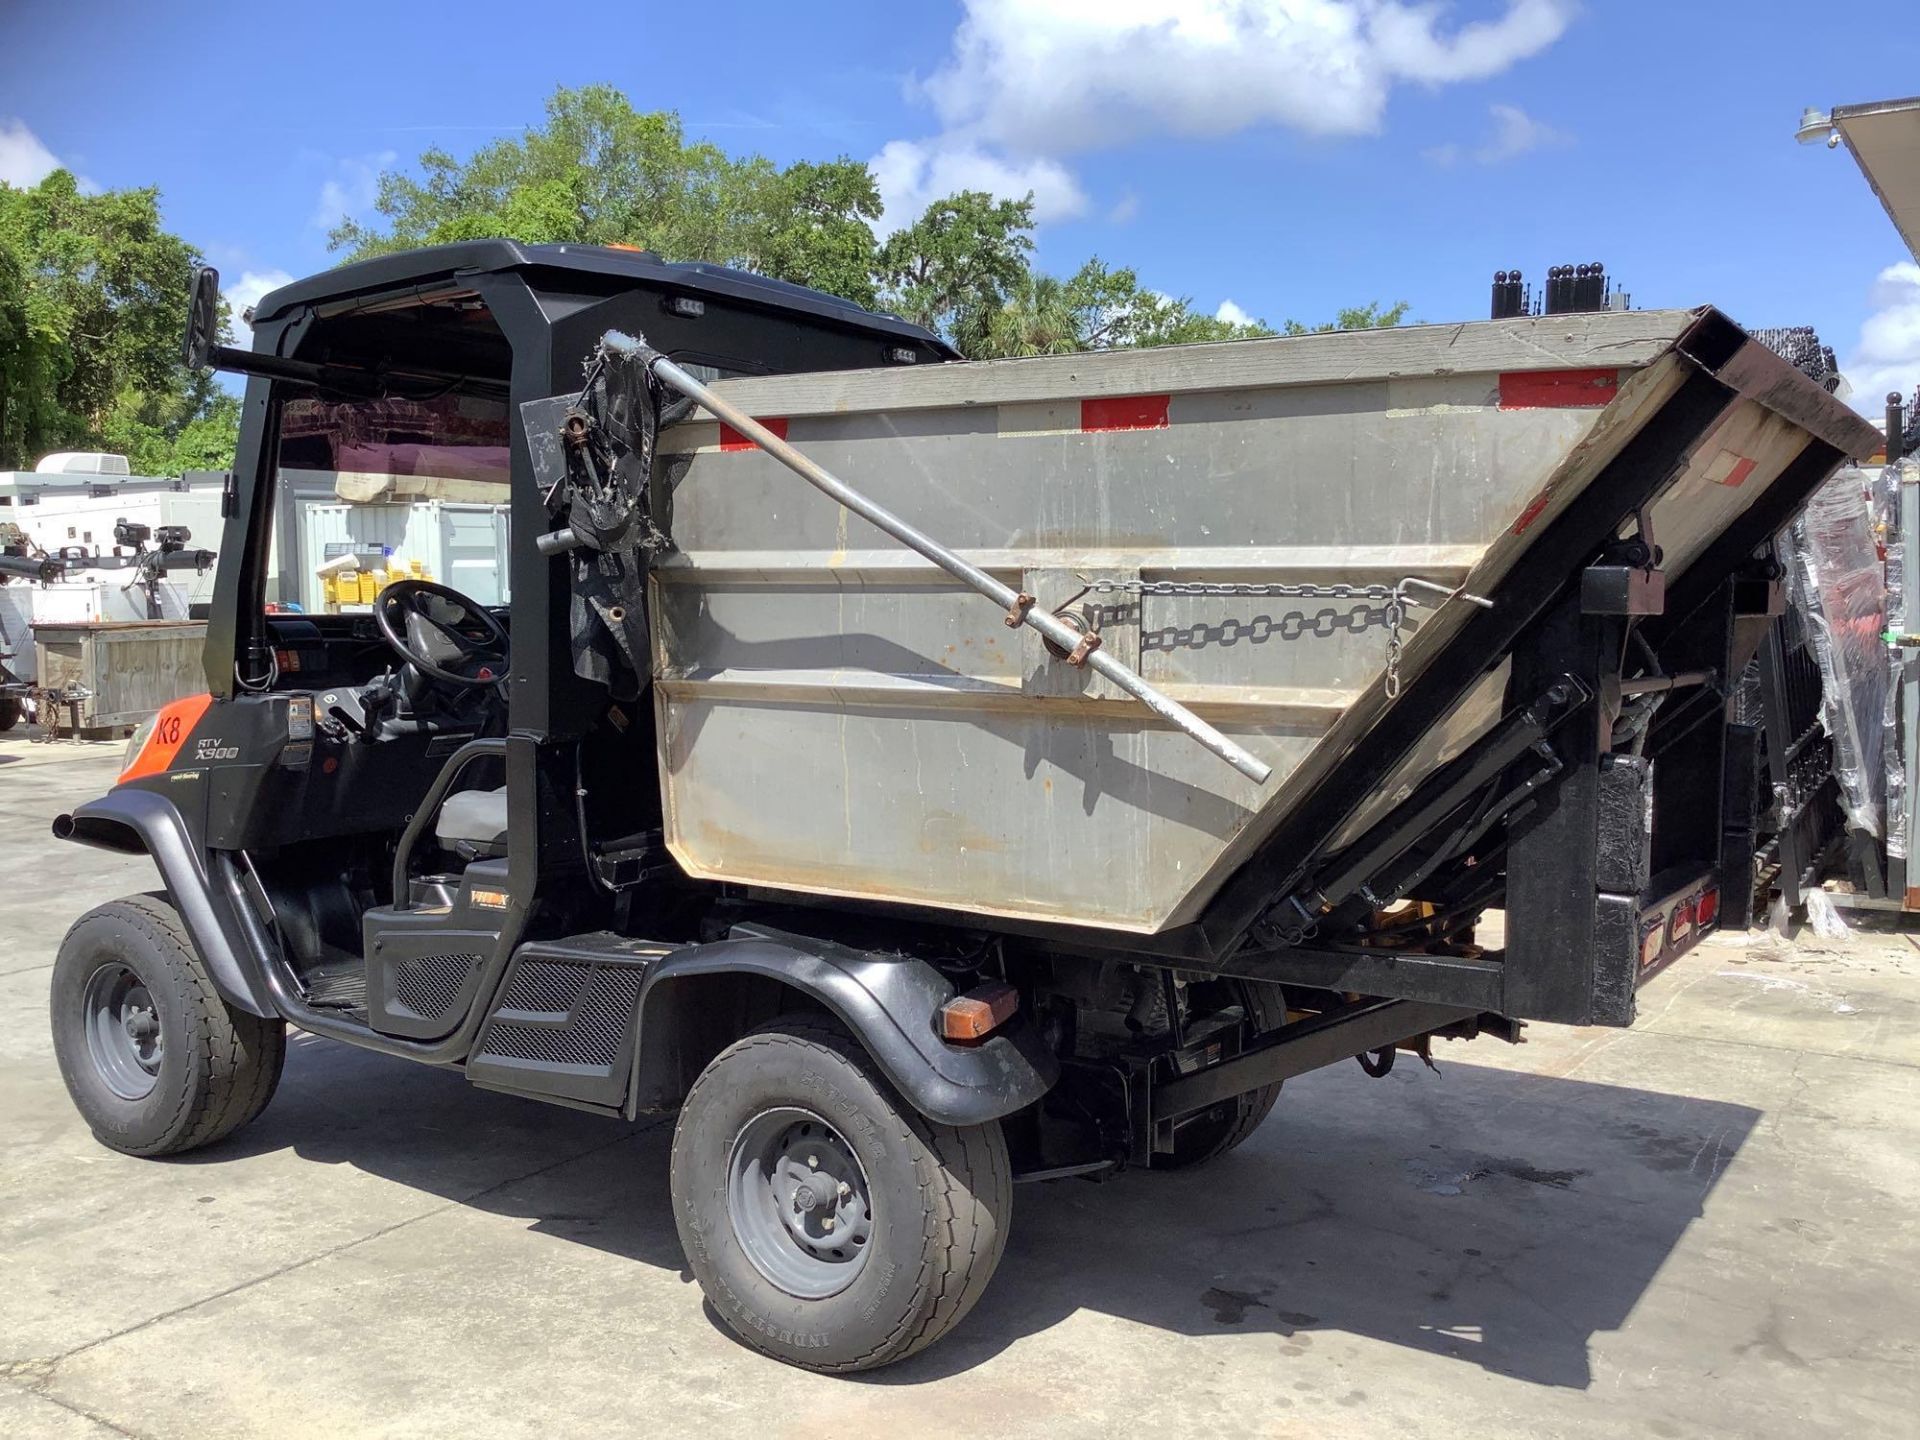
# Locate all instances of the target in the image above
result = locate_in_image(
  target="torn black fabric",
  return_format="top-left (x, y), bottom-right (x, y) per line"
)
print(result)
top-left (546, 342), bottom-right (686, 699)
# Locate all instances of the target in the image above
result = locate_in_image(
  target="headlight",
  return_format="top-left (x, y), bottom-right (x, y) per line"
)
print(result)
top-left (123, 717), bottom-right (155, 775)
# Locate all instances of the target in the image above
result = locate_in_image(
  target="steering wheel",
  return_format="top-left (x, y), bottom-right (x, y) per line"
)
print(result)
top-left (373, 579), bottom-right (510, 689)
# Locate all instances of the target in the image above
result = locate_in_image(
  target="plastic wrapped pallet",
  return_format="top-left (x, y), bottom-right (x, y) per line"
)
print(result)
top-left (1787, 466), bottom-right (1891, 837)
top-left (1885, 458), bottom-right (1918, 862)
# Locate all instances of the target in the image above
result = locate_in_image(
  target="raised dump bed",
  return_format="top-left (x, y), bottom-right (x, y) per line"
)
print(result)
top-left (648, 308), bottom-right (1875, 947)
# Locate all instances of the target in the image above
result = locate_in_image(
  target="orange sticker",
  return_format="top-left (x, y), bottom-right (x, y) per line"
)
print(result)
top-left (120, 693), bottom-right (214, 783)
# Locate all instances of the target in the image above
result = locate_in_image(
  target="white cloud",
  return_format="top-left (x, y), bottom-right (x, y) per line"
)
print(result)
top-left (0, 118), bottom-right (62, 187)
top-left (1366, 0), bottom-right (1574, 85)
top-left (1424, 101), bottom-right (1569, 166)
top-left (222, 269), bottom-right (297, 345)
top-left (918, 0), bottom-right (1575, 152)
top-left (311, 151), bottom-right (397, 231)
top-left (1216, 299), bottom-right (1255, 326)
top-left (875, 1), bottom-right (1575, 233)
top-left (870, 138), bottom-right (1088, 235)
top-left (1843, 262), bottom-right (1920, 416)
top-left (1107, 189), bottom-right (1141, 224)
top-left (0, 117), bottom-right (97, 191)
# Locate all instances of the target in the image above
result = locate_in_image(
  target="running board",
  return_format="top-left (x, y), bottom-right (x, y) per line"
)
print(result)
top-left (466, 932), bottom-right (678, 1110)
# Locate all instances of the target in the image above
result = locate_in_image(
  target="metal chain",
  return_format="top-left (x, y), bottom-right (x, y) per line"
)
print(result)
top-left (1084, 579), bottom-right (1400, 601)
top-left (1076, 576), bottom-right (1470, 700)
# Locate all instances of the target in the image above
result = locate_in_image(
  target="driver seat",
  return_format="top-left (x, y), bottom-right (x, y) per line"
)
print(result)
top-left (436, 787), bottom-right (509, 860)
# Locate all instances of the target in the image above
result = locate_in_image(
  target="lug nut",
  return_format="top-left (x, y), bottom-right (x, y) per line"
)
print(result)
top-left (806, 1154), bottom-right (819, 1170)
top-left (822, 1217), bottom-right (835, 1232)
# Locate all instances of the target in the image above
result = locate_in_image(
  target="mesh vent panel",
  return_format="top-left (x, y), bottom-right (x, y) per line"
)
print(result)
top-left (394, 952), bottom-right (479, 1018)
top-left (500, 959), bottom-right (592, 1014)
top-left (569, 968), bottom-right (644, 1065)
top-left (480, 965), bottom-right (644, 1068)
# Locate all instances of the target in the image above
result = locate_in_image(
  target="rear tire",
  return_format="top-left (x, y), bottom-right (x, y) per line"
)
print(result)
top-left (670, 1016), bottom-right (1011, 1372)
top-left (0, 695), bottom-right (21, 731)
top-left (1152, 979), bottom-right (1289, 1170)
top-left (50, 895), bottom-right (286, 1157)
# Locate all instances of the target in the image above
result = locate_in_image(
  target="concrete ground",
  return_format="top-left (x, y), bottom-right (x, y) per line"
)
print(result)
top-left (1, 733), bottom-right (1916, 1439)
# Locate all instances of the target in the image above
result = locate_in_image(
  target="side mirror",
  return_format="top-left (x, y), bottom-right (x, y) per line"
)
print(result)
top-left (183, 264), bottom-right (222, 369)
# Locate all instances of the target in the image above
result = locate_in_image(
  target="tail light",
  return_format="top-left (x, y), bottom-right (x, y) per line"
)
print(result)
top-left (940, 982), bottom-right (1019, 1043)
top-left (1668, 896), bottom-right (1696, 947)
top-left (1639, 917), bottom-right (1665, 968)
top-left (1695, 885), bottom-right (1720, 930)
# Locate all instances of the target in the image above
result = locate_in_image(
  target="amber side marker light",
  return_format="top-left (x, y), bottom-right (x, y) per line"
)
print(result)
top-left (940, 982), bottom-right (1019, 1043)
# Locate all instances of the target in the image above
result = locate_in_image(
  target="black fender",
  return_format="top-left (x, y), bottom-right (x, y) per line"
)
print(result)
top-left (629, 930), bottom-right (1057, 1128)
top-left (53, 789), bottom-right (277, 1017)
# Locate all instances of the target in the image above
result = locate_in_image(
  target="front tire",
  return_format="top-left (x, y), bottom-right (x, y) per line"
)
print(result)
top-left (670, 1016), bottom-right (1011, 1372)
top-left (50, 895), bottom-right (286, 1157)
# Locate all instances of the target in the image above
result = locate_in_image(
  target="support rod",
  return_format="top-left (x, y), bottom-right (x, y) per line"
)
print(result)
top-left (628, 337), bottom-right (1272, 784)
top-left (1619, 668), bottom-right (1717, 696)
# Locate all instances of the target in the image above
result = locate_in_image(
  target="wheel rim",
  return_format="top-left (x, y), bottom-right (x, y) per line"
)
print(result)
top-left (82, 963), bottom-right (163, 1101)
top-left (725, 1107), bottom-right (874, 1299)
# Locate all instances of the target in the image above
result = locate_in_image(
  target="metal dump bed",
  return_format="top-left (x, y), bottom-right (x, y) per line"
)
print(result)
top-left (645, 308), bottom-right (1876, 944)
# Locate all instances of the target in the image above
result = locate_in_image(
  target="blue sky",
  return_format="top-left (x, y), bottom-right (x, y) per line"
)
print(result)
top-left (3, 1), bottom-right (1917, 408)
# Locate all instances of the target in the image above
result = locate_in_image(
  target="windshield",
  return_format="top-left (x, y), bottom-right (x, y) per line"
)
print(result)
top-left (280, 393), bottom-right (511, 485)
top-left (273, 391), bottom-right (513, 613)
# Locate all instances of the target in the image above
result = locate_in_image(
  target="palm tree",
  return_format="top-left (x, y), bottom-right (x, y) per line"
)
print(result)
top-left (973, 273), bottom-right (1084, 359)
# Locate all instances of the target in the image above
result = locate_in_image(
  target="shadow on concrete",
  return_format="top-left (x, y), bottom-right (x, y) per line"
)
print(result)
top-left (906, 1060), bottom-right (1761, 1391)
top-left (179, 1031), bottom-right (1757, 1390)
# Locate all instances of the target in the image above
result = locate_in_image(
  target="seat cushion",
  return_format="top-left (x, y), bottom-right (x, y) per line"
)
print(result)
top-left (436, 786), bottom-right (509, 857)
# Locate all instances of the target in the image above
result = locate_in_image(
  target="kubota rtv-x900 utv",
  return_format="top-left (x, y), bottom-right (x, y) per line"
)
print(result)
top-left (48, 242), bottom-right (1876, 1371)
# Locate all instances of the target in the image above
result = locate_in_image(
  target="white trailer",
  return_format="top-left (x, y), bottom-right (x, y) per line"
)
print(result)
top-left (291, 495), bottom-right (510, 612)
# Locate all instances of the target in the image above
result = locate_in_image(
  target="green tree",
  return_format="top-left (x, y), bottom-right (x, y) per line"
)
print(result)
top-left (330, 89), bottom-right (737, 257)
top-left (1282, 300), bottom-right (1412, 335)
top-left (0, 236), bottom-right (67, 466)
top-left (333, 85), bottom-right (1406, 363)
top-left (331, 86), bottom-right (884, 307)
top-left (967, 257), bottom-right (1277, 360)
top-left (1136, 301), bottom-right (1275, 346)
top-left (0, 170), bottom-right (234, 473)
top-left (101, 389), bottom-right (241, 477)
top-left (873, 191), bottom-right (1035, 353)
top-left (731, 158), bottom-right (883, 308)
top-left (978, 271), bottom-right (1083, 358)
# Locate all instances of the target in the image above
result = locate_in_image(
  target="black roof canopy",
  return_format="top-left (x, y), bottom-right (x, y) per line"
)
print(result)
top-left (250, 239), bottom-right (956, 357)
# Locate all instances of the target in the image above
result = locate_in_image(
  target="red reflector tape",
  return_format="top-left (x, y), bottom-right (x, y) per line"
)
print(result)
top-left (1498, 368), bottom-right (1619, 410)
top-left (719, 417), bottom-right (788, 451)
top-left (1511, 491), bottom-right (1553, 535)
top-left (1081, 394), bottom-right (1170, 432)
top-left (1703, 452), bottom-right (1757, 488)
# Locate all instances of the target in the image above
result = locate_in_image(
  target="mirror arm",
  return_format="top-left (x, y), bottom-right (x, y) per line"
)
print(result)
top-left (200, 344), bottom-right (506, 399)
top-left (200, 344), bottom-right (382, 396)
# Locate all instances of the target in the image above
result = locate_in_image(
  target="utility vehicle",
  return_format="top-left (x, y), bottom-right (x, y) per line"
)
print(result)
top-left (48, 241), bottom-right (1876, 1371)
